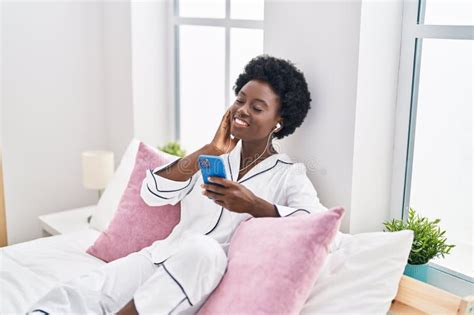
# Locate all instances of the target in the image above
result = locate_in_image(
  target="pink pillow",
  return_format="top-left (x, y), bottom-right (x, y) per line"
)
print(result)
top-left (86, 142), bottom-right (181, 262)
top-left (198, 207), bottom-right (345, 315)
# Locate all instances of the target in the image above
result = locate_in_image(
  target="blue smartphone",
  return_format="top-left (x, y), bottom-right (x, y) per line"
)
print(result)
top-left (198, 155), bottom-right (227, 187)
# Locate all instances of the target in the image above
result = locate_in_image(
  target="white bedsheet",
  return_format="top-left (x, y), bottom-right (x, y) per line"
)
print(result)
top-left (0, 229), bottom-right (104, 314)
top-left (0, 229), bottom-right (410, 315)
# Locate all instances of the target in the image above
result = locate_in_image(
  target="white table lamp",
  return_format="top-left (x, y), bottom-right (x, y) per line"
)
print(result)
top-left (81, 150), bottom-right (114, 199)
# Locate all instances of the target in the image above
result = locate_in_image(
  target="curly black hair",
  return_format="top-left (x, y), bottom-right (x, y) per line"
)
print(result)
top-left (233, 54), bottom-right (312, 139)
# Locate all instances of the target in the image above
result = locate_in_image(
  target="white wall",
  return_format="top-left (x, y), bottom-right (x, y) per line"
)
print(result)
top-left (103, 1), bottom-right (134, 163)
top-left (266, 0), bottom-right (403, 233)
top-left (131, 0), bottom-right (172, 149)
top-left (103, 0), bottom-right (172, 156)
top-left (2, 2), bottom-right (108, 244)
top-left (265, 0), bottom-right (362, 232)
top-left (1, 0), bottom-right (170, 244)
top-left (103, 1), bottom-right (133, 160)
top-left (0, 1), bottom-right (2, 153)
top-left (350, 0), bottom-right (403, 233)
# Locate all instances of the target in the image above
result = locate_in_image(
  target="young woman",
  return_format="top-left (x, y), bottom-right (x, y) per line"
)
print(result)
top-left (29, 55), bottom-right (328, 314)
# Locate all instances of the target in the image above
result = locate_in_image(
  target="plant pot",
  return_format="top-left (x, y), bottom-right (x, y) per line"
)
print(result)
top-left (404, 263), bottom-right (428, 282)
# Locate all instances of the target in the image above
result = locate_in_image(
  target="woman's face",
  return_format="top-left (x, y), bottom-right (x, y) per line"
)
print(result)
top-left (229, 80), bottom-right (282, 142)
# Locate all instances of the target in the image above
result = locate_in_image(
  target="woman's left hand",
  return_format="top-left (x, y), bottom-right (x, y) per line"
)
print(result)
top-left (201, 177), bottom-right (257, 214)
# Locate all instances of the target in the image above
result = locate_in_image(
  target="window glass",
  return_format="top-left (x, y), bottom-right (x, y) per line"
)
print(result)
top-left (409, 38), bottom-right (473, 277)
top-left (230, 0), bottom-right (264, 20)
top-left (178, 25), bottom-right (226, 152)
top-left (422, 0), bottom-right (473, 25)
top-left (229, 28), bottom-right (264, 102)
top-left (178, 0), bottom-right (225, 19)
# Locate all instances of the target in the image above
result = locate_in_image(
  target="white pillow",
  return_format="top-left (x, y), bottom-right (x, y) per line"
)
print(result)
top-left (89, 139), bottom-right (140, 232)
top-left (301, 230), bottom-right (413, 314)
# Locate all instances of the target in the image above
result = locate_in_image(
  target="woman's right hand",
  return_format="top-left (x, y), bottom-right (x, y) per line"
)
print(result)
top-left (209, 108), bottom-right (240, 155)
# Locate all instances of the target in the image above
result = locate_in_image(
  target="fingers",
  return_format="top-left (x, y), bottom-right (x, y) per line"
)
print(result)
top-left (225, 109), bottom-right (233, 129)
top-left (217, 110), bottom-right (229, 131)
top-left (201, 177), bottom-right (233, 202)
top-left (208, 176), bottom-right (232, 188)
top-left (213, 199), bottom-right (225, 206)
top-left (222, 108), bottom-right (232, 124)
top-left (202, 189), bottom-right (223, 200)
top-left (222, 108), bottom-right (229, 119)
top-left (227, 108), bottom-right (233, 122)
top-left (200, 183), bottom-right (225, 195)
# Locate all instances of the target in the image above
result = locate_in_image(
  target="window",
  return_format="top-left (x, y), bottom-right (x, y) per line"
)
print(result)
top-left (392, 0), bottom-right (473, 293)
top-left (173, 0), bottom-right (264, 152)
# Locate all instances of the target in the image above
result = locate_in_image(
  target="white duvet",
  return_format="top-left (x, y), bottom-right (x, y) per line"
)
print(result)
top-left (0, 230), bottom-right (104, 314)
top-left (0, 229), bottom-right (412, 314)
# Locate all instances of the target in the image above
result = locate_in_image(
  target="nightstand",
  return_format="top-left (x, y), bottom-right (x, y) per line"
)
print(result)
top-left (38, 205), bottom-right (96, 236)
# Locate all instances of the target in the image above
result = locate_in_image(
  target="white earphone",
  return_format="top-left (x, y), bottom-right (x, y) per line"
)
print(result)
top-left (273, 122), bottom-right (282, 132)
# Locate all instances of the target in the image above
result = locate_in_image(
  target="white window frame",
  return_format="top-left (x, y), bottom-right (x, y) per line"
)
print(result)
top-left (169, 0), bottom-right (264, 141)
top-left (390, 0), bottom-right (473, 289)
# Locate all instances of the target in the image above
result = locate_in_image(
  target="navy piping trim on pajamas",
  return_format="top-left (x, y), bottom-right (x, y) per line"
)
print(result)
top-left (154, 257), bottom-right (170, 265)
top-left (183, 181), bottom-right (196, 198)
top-left (284, 208), bottom-right (311, 217)
top-left (161, 263), bottom-right (194, 306)
top-left (149, 169), bottom-right (193, 193)
top-left (30, 310), bottom-right (49, 315)
top-left (204, 207), bottom-right (224, 235)
top-left (146, 184), bottom-right (172, 200)
top-left (168, 297), bottom-right (188, 315)
top-left (238, 160), bottom-right (293, 184)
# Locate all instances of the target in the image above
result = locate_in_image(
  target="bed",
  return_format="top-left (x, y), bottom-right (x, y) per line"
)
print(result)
top-left (0, 229), bottom-right (104, 313)
top-left (1, 227), bottom-right (472, 314)
top-left (2, 140), bottom-right (472, 313)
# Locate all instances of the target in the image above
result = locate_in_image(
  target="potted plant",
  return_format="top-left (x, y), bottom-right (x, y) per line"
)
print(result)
top-left (158, 141), bottom-right (186, 158)
top-left (383, 207), bottom-right (455, 282)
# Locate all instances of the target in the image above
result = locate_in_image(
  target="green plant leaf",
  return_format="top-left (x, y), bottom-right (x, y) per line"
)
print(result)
top-left (382, 207), bottom-right (455, 264)
top-left (158, 141), bottom-right (187, 158)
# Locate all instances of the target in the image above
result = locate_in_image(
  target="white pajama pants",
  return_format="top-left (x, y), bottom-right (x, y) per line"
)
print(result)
top-left (28, 234), bottom-right (228, 314)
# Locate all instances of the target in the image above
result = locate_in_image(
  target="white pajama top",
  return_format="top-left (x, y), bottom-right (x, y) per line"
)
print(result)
top-left (140, 141), bottom-right (328, 263)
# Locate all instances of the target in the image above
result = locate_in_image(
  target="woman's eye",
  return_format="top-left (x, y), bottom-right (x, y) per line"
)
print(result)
top-left (236, 99), bottom-right (244, 104)
top-left (254, 107), bottom-right (262, 112)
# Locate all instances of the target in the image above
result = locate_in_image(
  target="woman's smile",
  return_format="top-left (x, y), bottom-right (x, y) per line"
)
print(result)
top-left (233, 117), bottom-right (250, 128)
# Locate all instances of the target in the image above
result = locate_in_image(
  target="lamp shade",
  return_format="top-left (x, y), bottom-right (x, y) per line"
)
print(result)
top-left (81, 150), bottom-right (114, 190)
